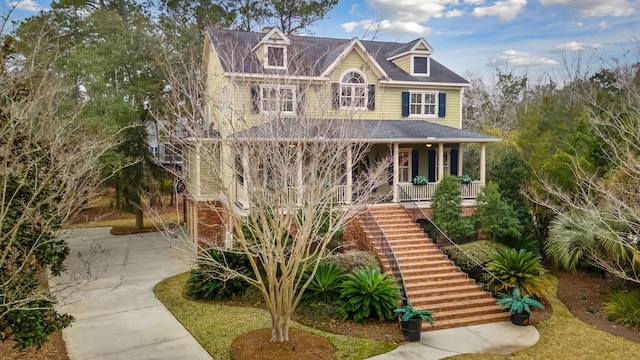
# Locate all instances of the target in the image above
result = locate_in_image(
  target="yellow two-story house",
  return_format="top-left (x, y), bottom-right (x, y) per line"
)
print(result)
top-left (184, 27), bottom-right (499, 243)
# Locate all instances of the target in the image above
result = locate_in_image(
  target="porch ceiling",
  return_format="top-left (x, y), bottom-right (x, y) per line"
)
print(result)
top-left (232, 119), bottom-right (500, 144)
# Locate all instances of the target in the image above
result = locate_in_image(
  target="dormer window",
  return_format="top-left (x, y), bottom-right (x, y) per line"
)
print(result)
top-left (266, 45), bottom-right (286, 69)
top-left (412, 56), bottom-right (429, 76)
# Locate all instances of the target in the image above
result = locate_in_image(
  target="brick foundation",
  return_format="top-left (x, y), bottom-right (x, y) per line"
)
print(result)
top-left (185, 197), bottom-right (229, 249)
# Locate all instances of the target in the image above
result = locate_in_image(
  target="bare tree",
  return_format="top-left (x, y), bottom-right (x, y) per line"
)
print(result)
top-left (154, 33), bottom-right (391, 342)
top-left (0, 8), bottom-right (117, 347)
top-left (532, 60), bottom-right (640, 283)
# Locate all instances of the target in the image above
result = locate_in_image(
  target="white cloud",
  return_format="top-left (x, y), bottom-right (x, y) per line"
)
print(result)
top-left (552, 41), bottom-right (603, 52)
top-left (464, 0), bottom-right (485, 4)
top-left (445, 9), bottom-right (465, 17)
top-left (342, 19), bottom-right (430, 35)
top-left (366, 0), bottom-right (460, 22)
top-left (598, 20), bottom-right (609, 29)
top-left (11, 0), bottom-right (43, 12)
top-left (539, 0), bottom-right (636, 17)
top-left (553, 41), bottom-right (585, 52)
top-left (348, 3), bottom-right (362, 16)
top-left (341, 21), bottom-right (360, 33)
top-left (492, 49), bottom-right (559, 66)
top-left (472, 0), bottom-right (527, 21)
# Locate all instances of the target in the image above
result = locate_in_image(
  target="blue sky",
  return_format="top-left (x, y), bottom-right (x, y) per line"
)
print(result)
top-left (9, 0), bottom-right (640, 78)
top-left (308, 0), bottom-right (640, 77)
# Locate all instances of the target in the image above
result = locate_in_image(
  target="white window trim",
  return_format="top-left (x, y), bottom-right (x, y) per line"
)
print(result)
top-left (339, 69), bottom-right (368, 111)
top-left (408, 90), bottom-right (438, 118)
top-left (398, 148), bottom-right (412, 183)
top-left (264, 45), bottom-right (287, 70)
top-left (410, 55), bottom-right (430, 76)
top-left (259, 85), bottom-right (296, 115)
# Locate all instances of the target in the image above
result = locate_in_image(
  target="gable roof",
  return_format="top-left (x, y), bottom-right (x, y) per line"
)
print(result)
top-left (205, 28), bottom-right (468, 85)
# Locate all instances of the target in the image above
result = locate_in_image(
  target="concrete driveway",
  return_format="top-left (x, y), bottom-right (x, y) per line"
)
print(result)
top-left (50, 227), bottom-right (211, 360)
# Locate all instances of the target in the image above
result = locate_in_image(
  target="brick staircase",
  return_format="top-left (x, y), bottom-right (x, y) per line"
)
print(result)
top-left (362, 204), bottom-right (509, 330)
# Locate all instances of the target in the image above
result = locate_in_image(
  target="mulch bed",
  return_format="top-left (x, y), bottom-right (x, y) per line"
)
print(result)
top-left (0, 331), bottom-right (68, 360)
top-left (231, 328), bottom-right (336, 360)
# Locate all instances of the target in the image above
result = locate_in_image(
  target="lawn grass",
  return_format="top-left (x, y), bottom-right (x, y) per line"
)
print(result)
top-left (155, 272), bottom-right (398, 360)
top-left (68, 212), bottom-right (182, 229)
top-left (449, 273), bottom-right (640, 359)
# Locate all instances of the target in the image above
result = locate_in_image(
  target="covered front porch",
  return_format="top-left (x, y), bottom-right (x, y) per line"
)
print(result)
top-left (232, 119), bottom-right (500, 207)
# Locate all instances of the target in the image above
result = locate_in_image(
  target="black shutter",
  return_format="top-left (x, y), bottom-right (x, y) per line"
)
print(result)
top-left (251, 87), bottom-right (260, 113)
top-left (428, 149), bottom-right (436, 182)
top-left (367, 84), bottom-right (375, 110)
top-left (297, 87), bottom-right (305, 116)
top-left (332, 83), bottom-right (339, 109)
top-left (438, 92), bottom-right (446, 117)
top-left (450, 150), bottom-right (458, 175)
top-left (402, 91), bottom-right (410, 117)
top-left (411, 150), bottom-right (419, 181)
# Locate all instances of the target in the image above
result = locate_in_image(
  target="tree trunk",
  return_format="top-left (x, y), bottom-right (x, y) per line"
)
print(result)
top-left (135, 208), bottom-right (144, 229)
top-left (147, 173), bottom-right (162, 209)
top-left (270, 312), bottom-right (291, 342)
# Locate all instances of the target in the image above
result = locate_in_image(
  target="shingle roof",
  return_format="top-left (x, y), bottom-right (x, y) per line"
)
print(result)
top-left (233, 119), bottom-right (499, 143)
top-left (206, 28), bottom-right (468, 85)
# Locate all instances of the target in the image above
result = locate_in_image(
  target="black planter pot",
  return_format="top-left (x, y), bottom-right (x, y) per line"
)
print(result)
top-left (511, 310), bottom-right (530, 326)
top-left (401, 318), bottom-right (423, 342)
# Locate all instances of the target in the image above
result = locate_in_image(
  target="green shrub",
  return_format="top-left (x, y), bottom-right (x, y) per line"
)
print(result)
top-left (475, 182), bottom-right (523, 242)
top-left (605, 290), bottom-right (640, 329)
top-left (487, 248), bottom-right (545, 297)
top-left (443, 240), bottom-right (509, 267)
top-left (186, 248), bottom-right (254, 301)
top-left (301, 262), bottom-right (345, 303)
top-left (338, 267), bottom-right (401, 322)
top-left (327, 251), bottom-right (381, 273)
top-left (498, 233), bottom-right (541, 257)
top-left (431, 174), bottom-right (475, 240)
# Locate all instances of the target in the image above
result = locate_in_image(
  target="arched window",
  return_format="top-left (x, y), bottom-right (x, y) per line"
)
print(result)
top-left (340, 71), bottom-right (367, 109)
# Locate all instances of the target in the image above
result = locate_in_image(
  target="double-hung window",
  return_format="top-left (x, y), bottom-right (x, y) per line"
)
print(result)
top-left (340, 71), bottom-right (367, 110)
top-left (409, 92), bottom-right (437, 116)
top-left (261, 86), bottom-right (295, 114)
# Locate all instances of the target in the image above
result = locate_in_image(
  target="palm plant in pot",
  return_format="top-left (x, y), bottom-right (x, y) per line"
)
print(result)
top-left (394, 303), bottom-right (435, 341)
top-left (496, 287), bottom-right (543, 326)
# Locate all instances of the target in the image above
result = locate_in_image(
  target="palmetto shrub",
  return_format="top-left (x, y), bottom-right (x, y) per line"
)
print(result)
top-left (301, 261), bottom-right (346, 304)
top-left (605, 290), bottom-right (640, 329)
top-left (186, 248), bottom-right (254, 301)
top-left (338, 267), bottom-right (401, 322)
top-left (487, 248), bottom-right (545, 297)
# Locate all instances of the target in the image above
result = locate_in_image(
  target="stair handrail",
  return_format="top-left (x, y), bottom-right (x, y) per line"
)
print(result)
top-left (360, 207), bottom-right (409, 306)
top-left (397, 187), bottom-right (512, 291)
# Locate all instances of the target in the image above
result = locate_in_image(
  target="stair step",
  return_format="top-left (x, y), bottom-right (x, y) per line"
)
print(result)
top-left (408, 291), bottom-right (493, 307)
top-left (404, 278), bottom-right (475, 291)
top-left (402, 272), bottom-right (468, 282)
top-left (408, 284), bottom-right (484, 297)
top-left (432, 305), bottom-right (504, 321)
top-left (418, 298), bottom-right (499, 312)
top-left (425, 312), bottom-right (511, 331)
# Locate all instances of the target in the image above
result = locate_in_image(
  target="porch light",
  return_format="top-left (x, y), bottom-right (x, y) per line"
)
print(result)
top-left (289, 143), bottom-right (297, 148)
top-left (426, 143), bottom-right (432, 148)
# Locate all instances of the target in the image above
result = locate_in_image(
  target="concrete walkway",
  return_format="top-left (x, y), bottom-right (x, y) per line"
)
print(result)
top-left (368, 321), bottom-right (539, 360)
top-left (51, 227), bottom-right (538, 360)
top-left (50, 227), bottom-right (211, 360)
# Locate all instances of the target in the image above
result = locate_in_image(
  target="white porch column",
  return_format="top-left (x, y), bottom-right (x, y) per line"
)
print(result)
top-left (480, 143), bottom-right (486, 184)
top-left (392, 143), bottom-right (399, 202)
top-left (195, 143), bottom-right (201, 197)
top-left (437, 143), bottom-right (444, 181)
top-left (458, 144), bottom-right (464, 176)
top-left (241, 143), bottom-right (249, 206)
top-left (346, 145), bottom-right (353, 205)
top-left (296, 145), bottom-right (303, 206)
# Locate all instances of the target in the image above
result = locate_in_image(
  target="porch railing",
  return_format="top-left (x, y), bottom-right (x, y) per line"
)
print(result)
top-left (398, 180), bottom-right (484, 202)
top-left (259, 184), bottom-right (349, 205)
top-left (360, 208), bottom-right (408, 306)
top-left (398, 187), bottom-right (510, 293)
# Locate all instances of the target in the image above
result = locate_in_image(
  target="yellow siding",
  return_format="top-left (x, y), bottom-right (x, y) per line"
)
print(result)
top-left (205, 40), bottom-right (232, 136)
top-left (393, 55), bottom-right (411, 74)
top-left (205, 43), bottom-right (464, 135)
